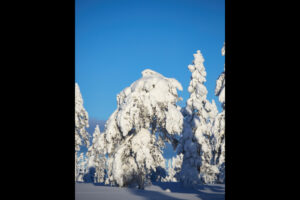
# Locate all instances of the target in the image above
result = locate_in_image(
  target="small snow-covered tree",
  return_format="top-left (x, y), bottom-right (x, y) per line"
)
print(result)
top-left (95, 130), bottom-right (107, 183)
top-left (84, 125), bottom-right (107, 183)
top-left (164, 153), bottom-right (183, 182)
top-left (212, 44), bottom-right (225, 183)
top-left (76, 152), bottom-right (87, 182)
top-left (161, 159), bottom-right (172, 182)
top-left (104, 69), bottom-right (184, 189)
top-left (178, 50), bottom-right (219, 185)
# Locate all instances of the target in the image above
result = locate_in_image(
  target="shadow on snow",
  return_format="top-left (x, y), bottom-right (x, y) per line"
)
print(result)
top-left (151, 182), bottom-right (224, 200)
top-left (77, 181), bottom-right (224, 200)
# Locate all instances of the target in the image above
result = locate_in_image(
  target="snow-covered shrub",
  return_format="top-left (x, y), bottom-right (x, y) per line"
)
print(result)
top-left (178, 50), bottom-right (219, 185)
top-left (104, 69), bottom-right (184, 189)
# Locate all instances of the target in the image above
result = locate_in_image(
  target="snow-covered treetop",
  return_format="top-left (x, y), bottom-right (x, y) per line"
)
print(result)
top-left (105, 69), bottom-right (184, 154)
top-left (185, 50), bottom-right (215, 119)
top-left (92, 125), bottom-right (101, 147)
top-left (117, 69), bottom-right (183, 135)
top-left (75, 83), bottom-right (87, 115)
top-left (75, 83), bottom-right (90, 151)
top-left (118, 69), bottom-right (183, 108)
top-left (87, 125), bottom-right (101, 156)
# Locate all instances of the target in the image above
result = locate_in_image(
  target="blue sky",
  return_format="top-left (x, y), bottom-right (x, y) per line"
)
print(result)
top-left (75, 0), bottom-right (225, 121)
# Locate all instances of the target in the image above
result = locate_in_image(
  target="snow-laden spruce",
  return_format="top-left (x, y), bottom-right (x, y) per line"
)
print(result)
top-left (75, 83), bottom-right (90, 181)
top-left (178, 50), bottom-right (219, 185)
top-left (104, 69), bottom-right (184, 189)
top-left (84, 125), bottom-right (107, 183)
top-left (211, 44), bottom-right (225, 183)
top-left (75, 83), bottom-right (90, 151)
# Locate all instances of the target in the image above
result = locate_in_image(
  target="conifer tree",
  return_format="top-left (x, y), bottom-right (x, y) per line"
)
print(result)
top-left (75, 83), bottom-right (90, 180)
top-left (75, 83), bottom-right (90, 151)
top-left (104, 69), bottom-right (184, 189)
top-left (85, 125), bottom-right (107, 183)
top-left (178, 50), bottom-right (219, 185)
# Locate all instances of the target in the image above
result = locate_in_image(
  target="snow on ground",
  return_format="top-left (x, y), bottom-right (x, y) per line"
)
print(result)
top-left (75, 182), bottom-right (224, 200)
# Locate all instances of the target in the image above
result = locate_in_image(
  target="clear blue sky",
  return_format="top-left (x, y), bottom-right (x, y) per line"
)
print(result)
top-left (75, 0), bottom-right (225, 121)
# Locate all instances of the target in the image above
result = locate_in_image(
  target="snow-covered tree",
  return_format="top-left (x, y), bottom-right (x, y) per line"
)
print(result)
top-left (84, 125), bottom-right (107, 183)
top-left (75, 83), bottom-right (90, 152)
top-left (178, 50), bottom-right (219, 185)
top-left (211, 44), bottom-right (225, 183)
top-left (164, 153), bottom-right (183, 182)
top-left (95, 131), bottom-right (107, 183)
top-left (76, 152), bottom-right (87, 182)
top-left (104, 69), bottom-right (184, 189)
top-left (75, 83), bottom-right (90, 181)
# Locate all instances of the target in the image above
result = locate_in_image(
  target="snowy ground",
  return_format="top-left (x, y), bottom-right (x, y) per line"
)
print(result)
top-left (75, 182), bottom-right (224, 200)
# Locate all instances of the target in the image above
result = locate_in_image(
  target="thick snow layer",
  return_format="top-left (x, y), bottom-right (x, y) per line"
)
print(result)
top-left (75, 182), bottom-right (224, 200)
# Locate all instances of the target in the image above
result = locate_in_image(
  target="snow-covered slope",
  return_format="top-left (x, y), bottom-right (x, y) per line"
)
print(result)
top-left (75, 182), bottom-right (224, 200)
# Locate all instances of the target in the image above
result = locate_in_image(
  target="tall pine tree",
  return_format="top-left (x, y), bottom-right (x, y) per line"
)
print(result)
top-left (178, 50), bottom-right (219, 185)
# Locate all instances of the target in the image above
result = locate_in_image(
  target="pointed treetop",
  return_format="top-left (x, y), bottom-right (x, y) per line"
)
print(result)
top-left (194, 50), bottom-right (205, 65)
top-left (94, 124), bottom-right (100, 134)
top-left (221, 43), bottom-right (225, 56)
